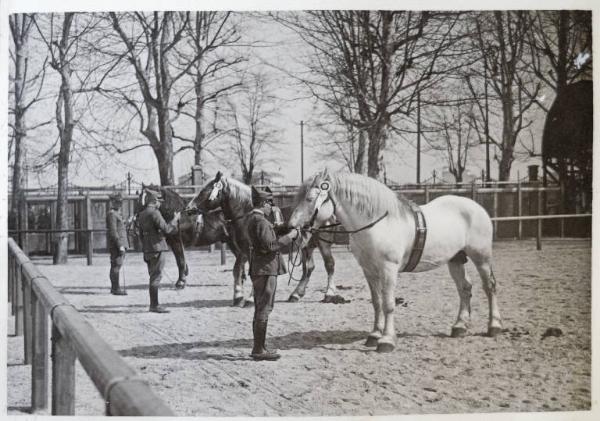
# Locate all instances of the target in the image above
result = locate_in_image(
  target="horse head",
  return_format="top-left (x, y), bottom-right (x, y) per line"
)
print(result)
top-left (185, 171), bottom-right (226, 214)
top-left (288, 170), bottom-right (336, 231)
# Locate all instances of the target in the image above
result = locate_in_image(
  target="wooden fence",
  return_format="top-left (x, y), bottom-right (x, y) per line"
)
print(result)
top-left (7, 237), bottom-right (175, 416)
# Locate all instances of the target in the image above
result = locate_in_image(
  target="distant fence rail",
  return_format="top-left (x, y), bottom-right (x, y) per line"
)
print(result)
top-left (7, 238), bottom-right (174, 416)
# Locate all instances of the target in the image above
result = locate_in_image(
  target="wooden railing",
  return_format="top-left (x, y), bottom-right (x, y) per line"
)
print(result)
top-left (7, 238), bottom-right (174, 416)
top-left (491, 213), bottom-right (592, 250)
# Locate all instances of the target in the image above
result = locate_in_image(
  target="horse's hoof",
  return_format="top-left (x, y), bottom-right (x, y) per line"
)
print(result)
top-left (243, 300), bottom-right (255, 308)
top-left (376, 342), bottom-right (395, 353)
top-left (287, 295), bottom-right (300, 303)
top-left (487, 326), bottom-right (503, 337)
top-left (233, 297), bottom-right (245, 307)
top-left (451, 327), bottom-right (468, 338)
top-left (175, 281), bottom-right (186, 290)
top-left (365, 336), bottom-right (379, 347)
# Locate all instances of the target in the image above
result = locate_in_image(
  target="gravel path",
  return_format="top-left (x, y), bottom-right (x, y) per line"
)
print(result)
top-left (7, 239), bottom-right (591, 416)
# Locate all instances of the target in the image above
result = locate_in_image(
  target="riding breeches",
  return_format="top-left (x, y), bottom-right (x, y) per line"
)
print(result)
top-left (144, 252), bottom-right (165, 289)
top-left (251, 275), bottom-right (277, 323)
top-left (109, 247), bottom-right (124, 289)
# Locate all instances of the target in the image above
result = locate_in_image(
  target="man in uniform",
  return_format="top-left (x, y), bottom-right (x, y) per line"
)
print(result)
top-left (247, 186), bottom-right (299, 361)
top-left (137, 189), bottom-right (181, 313)
top-left (106, 192), bottom-right (128, 295)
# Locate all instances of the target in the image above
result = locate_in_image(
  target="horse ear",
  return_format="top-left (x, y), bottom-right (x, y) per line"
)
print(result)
top-left (322, 168), bottom-right (330, 179)
top-left (215, 171), bottom-right (222, 182)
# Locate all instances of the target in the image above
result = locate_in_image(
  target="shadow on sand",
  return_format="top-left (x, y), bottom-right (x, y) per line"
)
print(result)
top-left (118, 329), bottom-right (370, 361)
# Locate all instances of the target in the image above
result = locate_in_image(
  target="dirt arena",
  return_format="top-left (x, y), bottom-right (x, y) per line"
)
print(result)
top-left (7, 239), bottom-right (591, 416)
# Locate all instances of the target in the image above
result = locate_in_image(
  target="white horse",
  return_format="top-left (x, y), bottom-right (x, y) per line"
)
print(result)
top-left (288, 170), bottom-right (503, 353)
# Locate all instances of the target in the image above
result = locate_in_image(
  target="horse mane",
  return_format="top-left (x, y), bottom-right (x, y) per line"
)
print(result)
top-left (303, 172), bottom-right (409, 219)
top-left (225, 177), bottom-right (252, 208)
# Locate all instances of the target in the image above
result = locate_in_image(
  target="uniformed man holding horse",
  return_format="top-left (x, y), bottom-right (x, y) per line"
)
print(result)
top-left (106, 192), bottom-right (128, 295)
top-left (247, 186), bottom-right (299, 361)
top-left (137, 189), bottom-right (181, 313)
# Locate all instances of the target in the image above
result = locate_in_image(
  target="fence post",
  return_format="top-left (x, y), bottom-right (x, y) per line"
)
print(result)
top-left (23, 270), bottom-right (33, 364)
top-left (16, 262), bottom-right (24, 336)
top-left (9, 252), bottom-right (13, 306)
top-left (493, 190), bottom-right (498, 241)
top-left (517, 181), bottom-right (522, 240)
top-left (86, 195), bottom-right (93, 265)
top-left (220, 242), bottom-right (226, 265)
top-left (51, 324), bottom-right (76, 415)
top-left (12, 257), bottom-right (17, 316)
top-left (560, 218), bottom-right (565, 238)
top-left (537, 189), bottom-right (542, 251)
top-left (471, 182), bottom-right (477, 200)
top-left (32, 293), bottom-right (49, 412)
top-left (87, 231), bottom-right (93, 266)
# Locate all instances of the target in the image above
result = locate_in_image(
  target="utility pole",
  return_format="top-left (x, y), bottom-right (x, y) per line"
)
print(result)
top-left (417, 91), bottom-right (421, 184)
top-left (300, 120), bottom-right (304, 183)
top-left (127, 172), bottom-right (132, 216)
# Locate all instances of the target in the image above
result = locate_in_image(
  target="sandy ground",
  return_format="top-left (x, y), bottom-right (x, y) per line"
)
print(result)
top-left (6, 239), bottom-right (591, 416)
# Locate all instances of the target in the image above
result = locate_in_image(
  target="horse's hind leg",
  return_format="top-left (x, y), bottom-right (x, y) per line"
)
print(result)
top-left (288, 247), bottom-right (315, 302)
top-left (448, 261), bottom-right (473, 337)
top-left (474, 260), bottom-right (503, 337)
top-left (167, 237), bottom-right (187, 289)
top-left (232, 255), bottom-right (246, 307)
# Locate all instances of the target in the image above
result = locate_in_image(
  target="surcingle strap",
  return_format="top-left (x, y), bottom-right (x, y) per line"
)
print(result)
top-left (402, 201), bottom-right (427, 272)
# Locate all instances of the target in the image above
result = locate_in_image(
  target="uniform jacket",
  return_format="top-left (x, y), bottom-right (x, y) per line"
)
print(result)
top-left (247, 209), bottom-right (292, 276)
top-left (137, 205), bottom-right (178, 253)
top-left (106, 208), bottom-right (128, 249)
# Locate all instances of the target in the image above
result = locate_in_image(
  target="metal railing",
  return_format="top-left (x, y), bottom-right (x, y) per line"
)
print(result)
top-left (7, 238), bottom-right (174, 416)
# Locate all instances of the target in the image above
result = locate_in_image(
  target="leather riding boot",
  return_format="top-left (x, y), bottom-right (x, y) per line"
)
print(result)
top-left (149, 286), bottom-right (169, 313)
top-left (251, 320), bottom-right (280, 361)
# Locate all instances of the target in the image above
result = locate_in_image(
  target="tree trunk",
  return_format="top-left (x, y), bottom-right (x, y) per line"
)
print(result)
top-left (53, 13), bottom-right (75, 264)
top-left (157, 109), bottom-right (175, 186)
top-left (193, 81), bottom-right (205, 166)
top-left (354, 131), bottom-right (367, 174)
top-left (556, 11), bottom-right (570, 96)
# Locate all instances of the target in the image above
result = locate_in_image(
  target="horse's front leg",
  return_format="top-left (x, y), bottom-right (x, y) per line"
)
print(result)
top-left (167, 236), bottom-right (187, 289)
top-left (288, 247), bottom-right (315, 302)
top-left (376, 262), bottom-right (400, 353)
top-left (318, 240), bottom-right (337, 299)
top-left (363, 269), bottom-right (385, 348)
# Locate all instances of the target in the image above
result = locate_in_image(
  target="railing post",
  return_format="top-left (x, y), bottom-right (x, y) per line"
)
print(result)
top-left (424, 185), bottom-right (430, 204)
top-left (51, 324), bottom-right (76, 415)
top-left (23, 270), bottom-right (33, 364)
top-left (8, 251), bottom-right (13, 305)
top-left (560, 218), bottom-right (565, 238)
top-left (517, 181), bottom-right (522, 240)
top-left (220, 242), bottom-right (226, 265)
top-left (493, 190), bottom-right (498, 241)
top-left (471, 182), bottom-right (477, 201)
top-left (87, 230), bottom-right (93, 266)
top-left (12, 257), bottom-right (17, 316)
top-left (537, 189), bottom-right (543, 251)
top-left (16, 261), bottom-right (24, 336)
top-left (32, 293), bottom-right (49, 412)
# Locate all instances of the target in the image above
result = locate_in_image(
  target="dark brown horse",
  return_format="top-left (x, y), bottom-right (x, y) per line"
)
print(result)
top-left (132, 185), bottom-right (239, 290)
top-left (184, 172), bottom-right (338, 306)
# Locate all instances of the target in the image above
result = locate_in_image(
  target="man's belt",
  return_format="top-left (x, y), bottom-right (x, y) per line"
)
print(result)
top-left (401, 201), bottom-right (427, 272)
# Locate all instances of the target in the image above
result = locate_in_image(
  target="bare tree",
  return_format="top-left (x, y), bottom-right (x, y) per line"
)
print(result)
top-left (467, 11), bottom-right (541, 181)
top-left (425, 101), bottom-right (479, 183)
top-left (169, 12), bottom-right (245, 178)
top-left (8, 13), bottom-right (50, 233)
top-left (224, 73), bottom-right (281, 184)
top-left (526, 10), bottom-right (592, 100)
top-left (278, 11), bottom-right (460, 179)
top-left (110, 12), bottom-right (222, 186)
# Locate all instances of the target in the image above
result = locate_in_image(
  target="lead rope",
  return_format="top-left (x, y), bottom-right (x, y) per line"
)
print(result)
top-left (287, 231), bottom-right (304, 285)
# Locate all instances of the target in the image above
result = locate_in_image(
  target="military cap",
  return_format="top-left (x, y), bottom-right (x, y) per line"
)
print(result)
top-left (251, 186), bottom-right (274, 207)
top-left (108, 192), bottom-right (123, 204)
